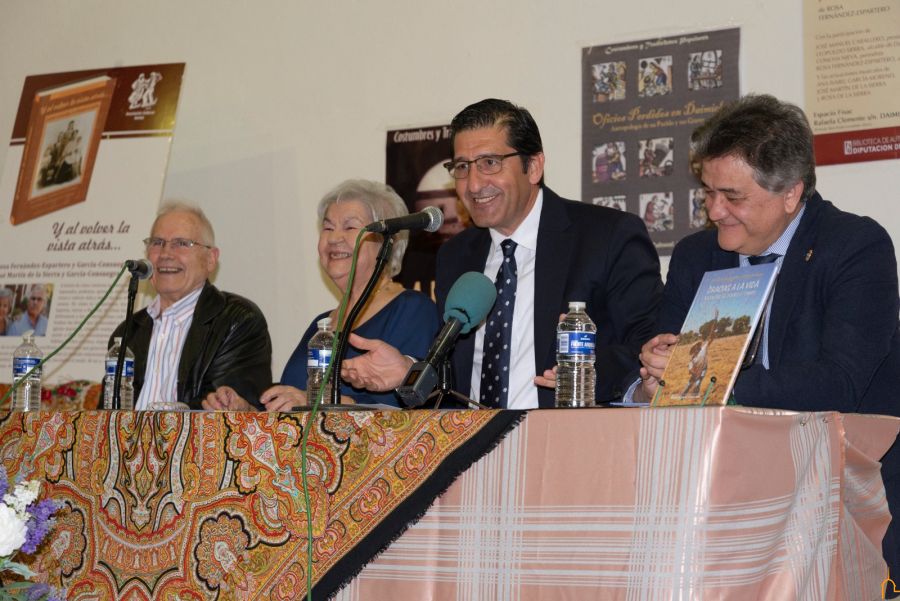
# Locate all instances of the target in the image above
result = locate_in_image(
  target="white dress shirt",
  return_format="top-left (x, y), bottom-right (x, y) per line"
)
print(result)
top-left (470, 190), bottom-right (543, 409)
top-left (136, 286), bottom-right (203, 409)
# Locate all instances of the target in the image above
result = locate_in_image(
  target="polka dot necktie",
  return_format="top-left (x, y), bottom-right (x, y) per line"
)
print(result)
top-left (481, 239), bottom-right (517, 409)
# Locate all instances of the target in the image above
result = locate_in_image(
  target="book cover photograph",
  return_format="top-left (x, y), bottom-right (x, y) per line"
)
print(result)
top-left (10, 75), bottom-right (116, 225)
top-left (656, 264), bottom-right (778, 406)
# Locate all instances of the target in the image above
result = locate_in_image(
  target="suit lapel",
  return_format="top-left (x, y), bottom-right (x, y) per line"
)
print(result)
top-left (452, 230), bottom-right (491, 396)
top-left (766, 197), bottom-right (820, 368)
top-left (534, 190), bottom-right (574, 375)
top-left (177, 283), bottom-right (222, 396)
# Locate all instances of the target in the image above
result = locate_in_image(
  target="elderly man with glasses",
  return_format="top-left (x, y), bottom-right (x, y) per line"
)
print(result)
top-left (7, 284), bottom-right (49, 337)
top-left (109, 200), bottom-right (272, 410)
top-left (343, 98), bottom-right (663, 408)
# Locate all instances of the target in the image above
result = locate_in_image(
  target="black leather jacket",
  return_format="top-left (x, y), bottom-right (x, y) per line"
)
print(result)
top-left (110, 281), bottom-right (272, 409)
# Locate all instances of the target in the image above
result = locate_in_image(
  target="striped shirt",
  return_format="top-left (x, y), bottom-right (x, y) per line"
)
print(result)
top-left (136, 286), bottom-right (203, 410)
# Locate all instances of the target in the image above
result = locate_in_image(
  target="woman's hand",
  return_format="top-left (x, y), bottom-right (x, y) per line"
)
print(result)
top-left (260, 385), bottom-right (308, 412)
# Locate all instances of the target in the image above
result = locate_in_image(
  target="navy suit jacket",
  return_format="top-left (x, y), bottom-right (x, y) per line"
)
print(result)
top-left (656, 192), bottom-right (900, 477)
top-left (435, 187), bottom-right (663, 407)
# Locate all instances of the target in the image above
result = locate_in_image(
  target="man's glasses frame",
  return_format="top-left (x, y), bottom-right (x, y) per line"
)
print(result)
top-left (443, 152), bottom-right (521, 180)
top-left (143, 237), bottom-right (212, 252)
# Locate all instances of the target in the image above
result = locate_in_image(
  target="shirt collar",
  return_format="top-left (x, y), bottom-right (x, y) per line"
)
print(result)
top-left (146, 285), bottom-right (204, 320)
top-left (740, 202), bottom-right (807, 261)
top-left (488, 188), bottom-right (543, 252)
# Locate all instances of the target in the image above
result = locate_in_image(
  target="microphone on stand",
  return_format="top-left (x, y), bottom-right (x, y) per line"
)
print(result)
top-left (365, 206), bottom-right (444, 234)
top-left (397, 272), bottom-right (497, 407)
top-left (125, 259), bottom-right (153, 280)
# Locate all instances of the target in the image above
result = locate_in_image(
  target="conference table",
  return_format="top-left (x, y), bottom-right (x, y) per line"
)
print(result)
top-left (0, 404), bottom-right (895, 601)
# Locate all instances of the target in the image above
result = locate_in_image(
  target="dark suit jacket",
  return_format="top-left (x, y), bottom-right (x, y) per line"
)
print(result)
top-left (656, 192), bottom-right (900, 473)
top-left (110, 281), bottom-right (273, 409)
top-left (435, 187), bottom-right (663, 407)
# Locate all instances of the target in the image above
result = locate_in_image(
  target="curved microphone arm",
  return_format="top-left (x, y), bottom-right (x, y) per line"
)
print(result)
top-left (329, 236), bottom-right (394, 404)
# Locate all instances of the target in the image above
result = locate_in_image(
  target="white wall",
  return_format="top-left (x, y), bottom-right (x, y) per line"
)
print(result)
top-left (1, 0), bottom-right (898, 376)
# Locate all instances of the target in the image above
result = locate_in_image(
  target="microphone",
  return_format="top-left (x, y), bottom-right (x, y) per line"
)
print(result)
top-left (125, 259), bottom-right (153, 280)
top-left (397, 272), bottom-right (497, 407)
top-left (365, 206), bottom-right (443, 234)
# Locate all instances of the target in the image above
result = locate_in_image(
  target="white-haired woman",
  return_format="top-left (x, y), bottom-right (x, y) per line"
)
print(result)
top-left (205, 179), bottom-right (440, 411)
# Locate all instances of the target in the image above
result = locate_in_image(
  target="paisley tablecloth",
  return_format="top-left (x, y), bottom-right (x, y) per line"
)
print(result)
top-left (0, 408), bottom-right (523, 600)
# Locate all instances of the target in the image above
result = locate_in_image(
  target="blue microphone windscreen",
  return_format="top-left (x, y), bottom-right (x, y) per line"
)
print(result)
top-left (443, 272), bottom-right (497, 334)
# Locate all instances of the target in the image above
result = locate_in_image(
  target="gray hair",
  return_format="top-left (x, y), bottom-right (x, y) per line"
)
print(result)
top-left (0, 288), bottom-right (11, 301)
top-left (691, 94), bottom-right (816, 202)
top-left (29, 284), bottom-right (47, 297)
top-left (153, 200), bottom-right (216, 247)
top-left (317, 179), bottom-right (410, 277)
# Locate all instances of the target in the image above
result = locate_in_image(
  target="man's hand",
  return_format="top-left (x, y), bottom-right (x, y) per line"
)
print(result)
top-left (638, 333), bottom-right (678, 400)
top-left (260, 385), bottom-right (308, 412)
top-left (341, 334), bottom-right (413, 392)
top-left (534, 314), bottom-right (566, 388)
top-left (534, 366), bottom-right (558, 388)
top-left (203, 385), bottom-right (256, 412)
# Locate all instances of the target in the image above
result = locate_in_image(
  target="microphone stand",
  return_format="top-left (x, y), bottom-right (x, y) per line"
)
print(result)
top-left (110, 273), bottom-right (140, 409)
top-left (328, 235), bottom-right (394, 404)
top-left (429, 360), bottom-right (488, 410)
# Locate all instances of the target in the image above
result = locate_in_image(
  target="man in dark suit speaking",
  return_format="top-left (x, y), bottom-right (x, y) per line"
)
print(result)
top-left (342, 98), bottom-right (663, 408)
top-left (634, 94), bottom-right (900, 581)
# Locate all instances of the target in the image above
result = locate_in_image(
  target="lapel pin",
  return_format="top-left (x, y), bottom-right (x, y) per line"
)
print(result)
top-left (805, 250), bottom-right (813, 262)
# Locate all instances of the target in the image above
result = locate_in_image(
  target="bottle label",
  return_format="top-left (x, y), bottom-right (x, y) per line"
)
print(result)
top-left (307, 349), bottom-right (332, 368)
top-left (13, 357), bottom-right (41, 377)
top-left (557, 332), bottom-right (596, 355)
top-left (106, 359), bottom-right (135, 377)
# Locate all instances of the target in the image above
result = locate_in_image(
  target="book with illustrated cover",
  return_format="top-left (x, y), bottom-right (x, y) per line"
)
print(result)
top-left (655, 263), bottom-right (778, 406)
top-left (10, 75), bottom-right (116, 225)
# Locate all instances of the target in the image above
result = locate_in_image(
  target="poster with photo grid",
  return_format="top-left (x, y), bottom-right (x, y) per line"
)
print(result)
top-left (582, 28), bottom-right (740, 255)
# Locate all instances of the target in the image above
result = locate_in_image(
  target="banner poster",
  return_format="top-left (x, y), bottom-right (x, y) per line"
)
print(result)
top-left (581, 28), bottom-right (740, 256)
top-left (385, 125), bottom-right (470, 298)
top-left (0, 63), bottom-right (184, 384)
top-left (803, 0), bottom-right (900, 165)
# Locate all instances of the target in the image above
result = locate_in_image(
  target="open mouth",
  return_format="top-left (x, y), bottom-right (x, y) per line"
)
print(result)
top-left (471, 193), bottom-right (498, 205)
top-left (329, 252), bottom-right (352, 259)
top-left (157, 267), bottom-right (182, 274)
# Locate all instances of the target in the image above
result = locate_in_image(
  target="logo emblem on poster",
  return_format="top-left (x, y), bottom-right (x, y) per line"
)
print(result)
top-left (844, 140), bottom-right (852, 155)
top-left (128, 72), bottom-right (163, 110)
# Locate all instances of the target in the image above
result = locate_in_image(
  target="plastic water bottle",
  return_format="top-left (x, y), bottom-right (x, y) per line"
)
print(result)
top-left (307, 317), bottom-right (334, 403)
top-left (555, 302), bottom-right (597, 407)
top-left (104, 337), bottom-right (135, 410)
top-left (12, 331), bottom-right (43, 412)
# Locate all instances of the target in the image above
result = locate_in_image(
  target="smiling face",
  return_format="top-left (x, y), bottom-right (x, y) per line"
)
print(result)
top-left (148, 210), bottom-right (219, 311)
top-left (0, 295), bottom-right (9, 321)
top-left (453, 126), bottom-right (544, 237)
top-left (702, 155), bottom-right (803, 256)
top-left (318, 200), bottom-right (383, 293)
top-left (26, 286), bottom-right (46, 321)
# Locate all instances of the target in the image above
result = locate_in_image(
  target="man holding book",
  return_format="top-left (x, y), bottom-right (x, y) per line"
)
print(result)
top-left (634, 94), bottom-right (900, 582)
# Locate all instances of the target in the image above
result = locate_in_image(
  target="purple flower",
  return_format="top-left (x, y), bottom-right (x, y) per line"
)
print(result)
top-left (21, 499), bottom-right (58, 555)
top-left (24, 582), bottom-right (50, 601)
top-left (0, 465), bottom-right (8, 499)
top-left (47, 585), bottom-right (67, 601)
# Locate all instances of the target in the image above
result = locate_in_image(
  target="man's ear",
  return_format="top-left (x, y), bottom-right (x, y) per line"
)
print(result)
top-left (527, 152), bottom-right (545, 185)
top-left (783, 180), bottom-right (804, 214)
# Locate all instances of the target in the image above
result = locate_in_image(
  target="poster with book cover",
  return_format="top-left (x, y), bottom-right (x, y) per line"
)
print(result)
top-left (655, 264), bottom-right (778, 406)
top-left (10, 75), bottom-right (116, 225)
top-left (581, 28), bottom-right (740, 256)
top-left (0, 63), bottom-right (184, 384)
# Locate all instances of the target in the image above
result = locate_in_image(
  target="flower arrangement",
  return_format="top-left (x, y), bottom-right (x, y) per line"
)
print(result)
top-left (0, 466), bottom-right (64, 601)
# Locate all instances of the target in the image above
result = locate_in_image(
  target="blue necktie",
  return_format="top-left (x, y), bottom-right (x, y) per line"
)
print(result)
top-left (481, 239), bottom-right (517, 408)
top-left (746, 253), bottom-right (780, 365)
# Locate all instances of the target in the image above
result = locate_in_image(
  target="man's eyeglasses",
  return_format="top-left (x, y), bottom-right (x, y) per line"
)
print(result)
top-left (443, 152), bottom-right (521, 180)
top-left (143, 237), bottom-right (212, 252)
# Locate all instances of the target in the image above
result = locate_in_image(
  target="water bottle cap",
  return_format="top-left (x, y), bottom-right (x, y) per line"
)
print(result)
top-left (22, 330), bottom-right (35, 341)
top-left (317, 317), bottom-right (332, 329)
top-left (568, 301), bottom-right (586, 310)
